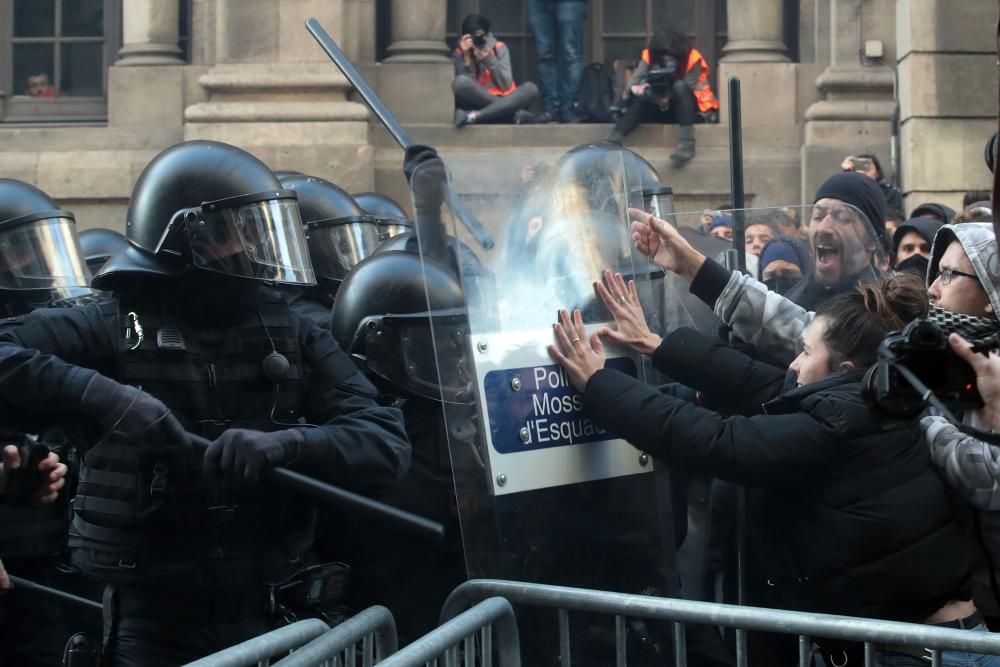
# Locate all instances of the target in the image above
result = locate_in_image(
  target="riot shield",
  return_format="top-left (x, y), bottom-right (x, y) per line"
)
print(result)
top-left (408, 146), bottom-right (697, 661)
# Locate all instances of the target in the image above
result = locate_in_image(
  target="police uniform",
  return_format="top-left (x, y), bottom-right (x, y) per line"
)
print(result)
top-left (0, 142), bottom-right (411, 666)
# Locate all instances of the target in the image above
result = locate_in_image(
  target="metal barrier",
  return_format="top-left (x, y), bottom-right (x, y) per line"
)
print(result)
top-left (378, 597), bottom-right (521, 667)
top-left (184, 619), bottom-right (330, 667)
top-left (442, 579), bottom-right (1000, 667)
top-left (271, 606), bottom-right (399, 667)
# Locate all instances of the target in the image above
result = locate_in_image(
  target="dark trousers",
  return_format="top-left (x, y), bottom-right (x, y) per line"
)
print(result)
top-left (101, 587), bottom-right (272, 667)
top-left (613, 80), bottom-right (697, 139)
top-left (452, 75), bottom-right (538, 122)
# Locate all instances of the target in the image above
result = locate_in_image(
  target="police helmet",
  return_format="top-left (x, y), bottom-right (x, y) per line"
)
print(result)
top-left (93, 140), bottom-right (315, 291)
top-left (78, 227), bottom-right (127, 275)
top-left (332, 251), bottom-right (469, 402)
top-left (0, 179), bottom-right (92, 312)
top-left (277, 175), bottom-right (380, 293)
top-left (352, 191), bottom-right (414, 240)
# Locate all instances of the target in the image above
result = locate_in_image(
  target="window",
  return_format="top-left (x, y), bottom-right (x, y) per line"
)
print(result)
top-left (1, 0), bottom-right (121, 123)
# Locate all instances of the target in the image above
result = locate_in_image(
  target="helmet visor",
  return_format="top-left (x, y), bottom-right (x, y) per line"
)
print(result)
top-left (188, 198), bottom-right (317, 285)
top-left (306, 220), bottom-right (381, 281)
top-left (0, 217), bottom-right (92, 290)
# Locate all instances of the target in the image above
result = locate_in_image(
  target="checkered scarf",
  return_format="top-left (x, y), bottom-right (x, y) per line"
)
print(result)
top-left (925, 305), bottom-right (1000, 349)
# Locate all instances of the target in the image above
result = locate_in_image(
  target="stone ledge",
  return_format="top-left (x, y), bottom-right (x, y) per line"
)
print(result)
top-left (0, 127), bottom-right (182, 152)
top-left (804, 100), bottom-right (896, 122)
top-left (185, 100), bottom-right (369, 123)
top-left (198, 63), bottom-right (354, 92)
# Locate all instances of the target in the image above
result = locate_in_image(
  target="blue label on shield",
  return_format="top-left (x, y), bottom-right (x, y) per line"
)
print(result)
top-left (483, 357), bottom-right (638, 454)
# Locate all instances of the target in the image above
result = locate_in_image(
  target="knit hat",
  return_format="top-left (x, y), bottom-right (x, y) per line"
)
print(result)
top-left (892, 217), bottom-right (945, 253)
top-left (813, 171), bottom-right (887, 239)
top-left (758, 238), bottom-right (806, 279)
top-left (910, 202), bottom-right (956, 224)
top-left (710, 214), bottom-right (733, 230)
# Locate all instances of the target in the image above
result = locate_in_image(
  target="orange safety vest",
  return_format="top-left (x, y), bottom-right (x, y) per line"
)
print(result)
top-left (455, 40), bottom-right (518, 97)
top-left (641, 47), bottom-right (720, 113)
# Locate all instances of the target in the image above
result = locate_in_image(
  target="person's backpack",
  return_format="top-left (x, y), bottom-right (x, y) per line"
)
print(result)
top-left (575, 63), bottom-right (615, 123)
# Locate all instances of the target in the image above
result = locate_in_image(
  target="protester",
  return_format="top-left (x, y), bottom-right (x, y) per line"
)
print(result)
top-left (885, 208), bottom-right (905, 239)
top-left (452, 14), bottom-right (538, 127)
top-left (709, 214), bottom-right (732, 241)
top-left (606, 28), bottom-right (719, 165)
top-left (548, 271), bottom-right (987, 665)
top-left (526, 0), bottom-right (587, 124)
top-left (912, 202), bottom-right (957, 225)
top-left (841, 153), bottom-right (903, 212)
top-left (744, 218), bottom-right (775, 257)
top-left (758, 238), bottom-right (807, 295)
top-left (893, 217), bottom-right (944, 275)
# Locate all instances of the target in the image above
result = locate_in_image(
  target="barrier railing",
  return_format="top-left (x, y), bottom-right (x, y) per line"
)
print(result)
top-left (184, 619), bottom-right (331, 667)
top-left (442, 579), bottom-right (1000, 667)
top-left (379, 597), bottom-right (521, 667)
top-left (271, 606), bottom-right (399, 667)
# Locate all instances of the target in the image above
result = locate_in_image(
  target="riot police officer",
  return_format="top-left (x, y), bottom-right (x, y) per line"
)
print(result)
top-left (0, 141), bottom-right (411, 666)
top-left (277, 174), bottom-right (381, 330)
top-left (0, 178), bottom-right (93, 667)
top-left (352, 191), bottom-right (414, 242)
top-left (329, 250), bottom-right (468, 644)
top-left (78, 227), bottom-right (127, 277)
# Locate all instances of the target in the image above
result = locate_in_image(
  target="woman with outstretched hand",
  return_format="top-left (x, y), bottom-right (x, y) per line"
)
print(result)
top-left (548, 269), bottom-right (997, 666)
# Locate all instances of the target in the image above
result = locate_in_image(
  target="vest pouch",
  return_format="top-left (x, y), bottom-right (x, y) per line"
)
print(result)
top-left (74, 438), bottom-right (188, 530)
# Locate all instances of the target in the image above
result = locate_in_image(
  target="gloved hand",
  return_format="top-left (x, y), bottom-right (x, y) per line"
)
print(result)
top-left (79, 373), bottom-right (188, 446)
top-left (203, 428), bottom-right (303, 483)
top-left (403, 144), bottom-right (440, 185)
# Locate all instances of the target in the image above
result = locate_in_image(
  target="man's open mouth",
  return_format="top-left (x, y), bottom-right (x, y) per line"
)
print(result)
top-left (816, 243), bottom-right (840, 265)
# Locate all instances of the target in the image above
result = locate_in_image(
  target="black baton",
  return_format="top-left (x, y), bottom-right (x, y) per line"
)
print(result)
top-left (304, 17), bottom-right (495, 250)
top-left (8, 575), bottom-right (102, 611)
top-left (189, 433), bottom-right (445, 540)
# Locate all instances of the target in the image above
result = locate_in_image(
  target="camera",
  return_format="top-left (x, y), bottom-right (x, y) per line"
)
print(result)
top-left (644, 56), bottom-right (677, 99)
top-left (472, 33), bottom-right (487, 50)
top-left (863, 319), bottom-right (982, 418)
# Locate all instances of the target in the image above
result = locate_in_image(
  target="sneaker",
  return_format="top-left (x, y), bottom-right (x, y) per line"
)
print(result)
top-left (560, 106), bottom-right (584, 124)
top-left (513, 109), bottom-right (534, 125)
top-left (454, 109), bottom-right (469, 128)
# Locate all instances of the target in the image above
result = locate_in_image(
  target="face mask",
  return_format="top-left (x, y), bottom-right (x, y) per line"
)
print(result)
top-left (763, 271), bottom-right (802, 295)
top-left (895, 253), bottom-right (929, 278)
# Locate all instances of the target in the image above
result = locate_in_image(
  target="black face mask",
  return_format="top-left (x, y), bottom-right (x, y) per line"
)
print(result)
top-left (763, 271), bottom-right (802, 295)
top-left (895, 253), bottom-right (929, 278)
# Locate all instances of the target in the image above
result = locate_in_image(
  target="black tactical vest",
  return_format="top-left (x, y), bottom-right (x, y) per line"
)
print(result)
top-left (69, 290), bottom-right (315, 591)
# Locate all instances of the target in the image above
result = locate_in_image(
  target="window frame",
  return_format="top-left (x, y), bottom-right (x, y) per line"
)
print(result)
top-left (0, 0), bottom-right (122, 123)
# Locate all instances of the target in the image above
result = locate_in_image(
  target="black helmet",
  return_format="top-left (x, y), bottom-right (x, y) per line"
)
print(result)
top-left (565, 142), bottom-right (674, 216)
top-left (94, 140), bottom-right (316, 291)
top-left (352, 191), bottom-right (414, 240)
top-left (0, 179), bottom-right (92, 313)
top-left (331, 251), bottom-right (469, 402)
top-left (78, 227), bottom-right (127, 275)
top-left (278, 175), bottom-right (380, 294)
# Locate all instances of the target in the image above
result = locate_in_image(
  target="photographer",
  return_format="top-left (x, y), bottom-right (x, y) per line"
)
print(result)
top-left (606, 28), bottom-right (719, 166)
top-left (451, 14), bottom-right (538, 127)
top-left (549, 271), bottom-right (991, 665)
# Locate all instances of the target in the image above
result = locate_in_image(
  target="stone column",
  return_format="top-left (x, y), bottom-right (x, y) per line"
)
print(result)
top-left (183, 0), bottom-right (374, 191)
top-left (378, 0), bottom-right (452, 123)
top-left (116, 0), bottom-right (184, 66)
top-left (896, 0), bottom-right (997, 212)
top-left (108, 0), bottom-right (186, 129)
top-left (801, 0), bottom-right (896, 202)
top-left (721, 0), bottom-right (789, 63)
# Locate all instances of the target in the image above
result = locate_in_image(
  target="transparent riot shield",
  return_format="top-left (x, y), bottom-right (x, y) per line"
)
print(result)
top-left (409, 146), bottom-right (697, 661)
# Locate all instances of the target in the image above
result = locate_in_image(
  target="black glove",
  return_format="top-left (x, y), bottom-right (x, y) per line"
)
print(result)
top-left (203, 428), bottom-right (303, 483)
top-left (79, 373), bottom-right (188, 446)
top-left (403, 144), bottom-right (440, 185)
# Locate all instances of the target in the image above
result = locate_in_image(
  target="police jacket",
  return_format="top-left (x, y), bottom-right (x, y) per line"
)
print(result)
top-left (584, 327), bottom-right (974, 622)
top-left (0, 283), bottom-right (410, 592)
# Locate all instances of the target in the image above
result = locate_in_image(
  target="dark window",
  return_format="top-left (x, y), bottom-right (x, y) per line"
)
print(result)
top-left (2, 0), bottom-right (121, 122)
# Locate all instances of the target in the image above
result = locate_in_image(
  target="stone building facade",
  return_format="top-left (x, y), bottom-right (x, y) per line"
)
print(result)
top-left (0, 0), bottom-right (994, 231)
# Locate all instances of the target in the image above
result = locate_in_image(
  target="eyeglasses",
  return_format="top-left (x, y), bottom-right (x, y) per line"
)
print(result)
top-left (938, 267), bottom-right (979, 286)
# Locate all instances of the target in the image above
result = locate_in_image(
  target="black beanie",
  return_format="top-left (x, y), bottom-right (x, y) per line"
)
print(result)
top-left (813, 171), bottom-right (887, 239)
top-left (461, 14), bottom-right (490, 35)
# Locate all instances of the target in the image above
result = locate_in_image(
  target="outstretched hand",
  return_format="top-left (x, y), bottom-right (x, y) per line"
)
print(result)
top-left (594, 270), bottom-right (662, 355)
top-left (949, 334), bottom-right (1000, 431)
top-left (548, 309), bottom-right (606, 393)
top-left (628, 208), bottom-right (706, 283)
